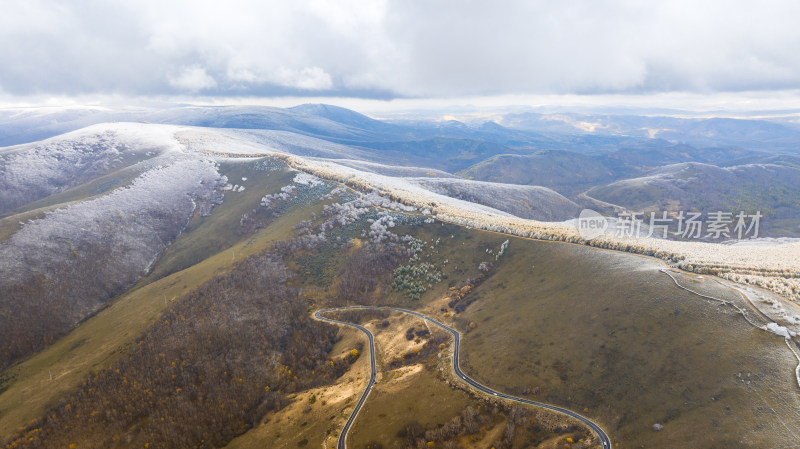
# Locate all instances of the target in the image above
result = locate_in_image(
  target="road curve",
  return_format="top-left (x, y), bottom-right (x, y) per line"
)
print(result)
top-left (313, 310), bottom-right (377, 449)
top-left (314, 306), bottom-right (612, 449)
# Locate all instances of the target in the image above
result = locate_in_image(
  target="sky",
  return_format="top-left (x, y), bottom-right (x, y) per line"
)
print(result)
top-left (3, 0), bottom-right (800, 111)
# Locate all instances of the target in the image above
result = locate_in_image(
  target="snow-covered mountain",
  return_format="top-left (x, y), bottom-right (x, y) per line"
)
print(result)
top-left (2, 108), bottom-right (800, 314)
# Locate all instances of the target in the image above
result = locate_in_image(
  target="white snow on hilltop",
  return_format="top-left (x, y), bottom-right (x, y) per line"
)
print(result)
top-left (173, 127), bottom-right (378, 161)
top-left (288, 156), bottom-right (517, 218)
top-left (408, 177), bottom-right (581, 221)
top-left (767, 322), bottom-right (795, 338)
top-left (1, 157), bottom-right (225, 283)
top-left (0, 123), bottom-right (186, 213)
top-left (226, 132), bottom-right (799, 304)
top-left (2, 122), bottom-right (800, 304)
top-left (327, 159), bottom-right (457, 178)
top-left (292, 172), bottom-right (322, 186)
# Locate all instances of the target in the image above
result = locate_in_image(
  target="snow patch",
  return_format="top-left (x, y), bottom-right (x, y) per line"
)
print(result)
top-left (766, 322), bottom-right (794, 338)
top-left (293, 172), bottom-right (322, 186)
top-left (0, 158), bottom-right (225, 283)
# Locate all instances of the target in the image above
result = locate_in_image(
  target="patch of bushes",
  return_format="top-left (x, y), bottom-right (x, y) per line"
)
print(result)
top-left (391, 238), bottom-right (443, 300)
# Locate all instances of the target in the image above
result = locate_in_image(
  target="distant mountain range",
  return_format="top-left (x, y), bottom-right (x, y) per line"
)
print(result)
top-left (499, 111), bottom-right (800, 151)
top-left (586, 161), bottom-right (800, 234)
top-left (2, 104), bottom-right (799, 237)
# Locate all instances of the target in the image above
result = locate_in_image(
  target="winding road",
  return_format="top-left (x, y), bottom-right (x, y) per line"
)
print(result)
top-left (313, 310), bottom-right (377, 449)
top-left (314, 306), bottom-right (612, 449)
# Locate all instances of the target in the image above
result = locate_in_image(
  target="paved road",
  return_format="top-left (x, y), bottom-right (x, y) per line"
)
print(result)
top-left (315, 306), bottom-right (612, 449)
top-left (313, 310), bottom-right (377, 449)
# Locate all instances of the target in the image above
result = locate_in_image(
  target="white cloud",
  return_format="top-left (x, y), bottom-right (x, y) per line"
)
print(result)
top-left (168, 67), bottom-right (218, 92)
top-left (273, 67), bottom-right (333, 90)
top-left (2, 0), bottom-right (800, 99)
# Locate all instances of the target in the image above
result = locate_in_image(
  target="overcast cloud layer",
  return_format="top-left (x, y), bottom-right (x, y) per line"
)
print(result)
top-left (2, 0), bottom-right (800, 100)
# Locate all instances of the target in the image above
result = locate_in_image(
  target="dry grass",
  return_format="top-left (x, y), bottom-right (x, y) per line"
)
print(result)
top-left (0, 163), bottom-right (318, 440)
top-left (285, 156), bottom-right (800, 303)
top-left (453, 234), bottom-right (800, 448)
top-left (225, 326), bottom-right (371, 449)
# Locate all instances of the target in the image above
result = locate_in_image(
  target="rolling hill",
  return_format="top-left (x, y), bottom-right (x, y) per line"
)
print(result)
top-left (458, 150), bottom-right (618, 195)
top-left (587, 162), bottom-right (800, 228)
top-left (1, 112), bottom-right (800, 449)
top-left (410, 177), bottom-right (581, 221)
top-left (500, 111), bottom-right (800, 152)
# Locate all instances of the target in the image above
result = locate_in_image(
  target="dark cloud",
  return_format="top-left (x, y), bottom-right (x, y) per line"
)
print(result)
top-left (2, 0), bottom-right (800, 99)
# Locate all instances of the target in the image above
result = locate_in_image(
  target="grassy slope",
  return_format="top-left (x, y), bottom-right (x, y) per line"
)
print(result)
top-left (228, 311), bottom-right (501, 449)
top-left (0, 158), bottom-right (318, 439)
top-left (349, 364), bottom-right (476, 448)
top-left (346, 312), bottom-right (477, 449)
top-left (230, 220), bottom-right (800, 449)
top-left (225, 224), bottom-right (579, 449)
top-left (223, 223), bottom-right (501, 449)
top-left (454, 235), bottom-right (800, 448)
top-left (142, 160), bottom-right (297, 282)
top-left (4, 168), bottom-right (799, 448)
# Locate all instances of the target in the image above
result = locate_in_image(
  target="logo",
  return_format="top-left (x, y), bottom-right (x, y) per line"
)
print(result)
top-left (576, 209), bottom-right (608, 240)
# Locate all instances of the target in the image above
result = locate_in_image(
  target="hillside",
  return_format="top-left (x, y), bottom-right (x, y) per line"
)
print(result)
top-left (458, 142), bottom-right (762, 196)
top-left (4, 120), bottom-right (799, 299)
top-left (2, 169), bottom-right (798, 448)
top-left (0, 123), bottom-right (180, 215)
top-left (410, 177), bottom-right (581, 221)
top-left (0, 112), bottom-right (799, 449)
top-left (458, 150), bottom-right (618, 195)
top-left (587, 162), bottom-right (800, 237)
top-left (7, 1), bottom-right (800, 447)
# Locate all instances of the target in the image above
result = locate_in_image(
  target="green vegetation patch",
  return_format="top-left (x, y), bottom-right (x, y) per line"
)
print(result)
top-left (293, 219), bottom-right (368, 288)
top-left (391, 237), bottom-right (443, 300)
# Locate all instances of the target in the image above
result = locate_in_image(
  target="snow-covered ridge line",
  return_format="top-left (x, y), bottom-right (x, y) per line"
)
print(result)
top-left (408, 177), bottom-right (581, 221)
top-left (0, 122), bottom-right (186, 153)
top-left (151, 122), bottom-right (798, 302)
top-left (272, 154), bottom-right (800, 303)
top-left (10, 123), bottom-right (794, 303)
top-left (282, 155), bottom-right (517, 218)
top-left (0, 123), bottom-right (190, 213)
top-left (97, 125), bottom-right (798, 301)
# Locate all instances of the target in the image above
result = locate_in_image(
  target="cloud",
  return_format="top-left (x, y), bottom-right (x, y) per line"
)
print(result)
top-left (168, 67), bottom-right (217, 92)
top-left (1, 0), bottom-right (800, 99)
top-left (273, 67), bottom-right (333, 90)
top-left (226, 65), bottom-right (333, 90)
